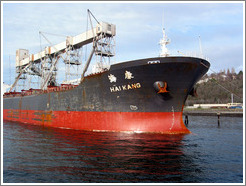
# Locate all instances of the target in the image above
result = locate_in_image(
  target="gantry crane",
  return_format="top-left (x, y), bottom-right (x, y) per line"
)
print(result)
top-left (9, 10), bottom-right (116, 92)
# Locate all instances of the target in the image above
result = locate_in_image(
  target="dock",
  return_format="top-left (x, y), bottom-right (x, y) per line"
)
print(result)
top-left (183, 108), bottom-right (243, 117)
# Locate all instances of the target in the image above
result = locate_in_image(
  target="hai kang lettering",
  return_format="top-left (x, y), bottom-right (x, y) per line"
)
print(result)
top-left (110, 83), bottom-right (141, 92)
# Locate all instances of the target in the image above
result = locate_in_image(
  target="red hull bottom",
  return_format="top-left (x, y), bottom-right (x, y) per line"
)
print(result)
top-left (3, 109), bottom-right (190, 134)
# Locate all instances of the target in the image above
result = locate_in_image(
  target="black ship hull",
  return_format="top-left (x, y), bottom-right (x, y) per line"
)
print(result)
top-left (3, 57), bottom-right (210, 133)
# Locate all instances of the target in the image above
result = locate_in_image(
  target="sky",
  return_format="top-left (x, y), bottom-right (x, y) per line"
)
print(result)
top-left (1, 1), bottom-right (245, 86)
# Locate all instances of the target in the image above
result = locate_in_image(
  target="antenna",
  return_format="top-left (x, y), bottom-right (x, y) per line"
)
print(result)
top-left (199, 35), bottom-right (203, 58)
top-left (9, 55), bottom-right (11, 85)
top-left (162, 11), bottom-right (164, 29)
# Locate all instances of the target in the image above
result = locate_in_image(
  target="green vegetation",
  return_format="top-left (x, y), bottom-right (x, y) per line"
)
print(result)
top-left (186, 69), bottom-right (243, 106)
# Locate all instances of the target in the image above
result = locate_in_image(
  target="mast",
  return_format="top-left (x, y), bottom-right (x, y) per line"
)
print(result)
top-left (159, 28), bottom-right (170, 57)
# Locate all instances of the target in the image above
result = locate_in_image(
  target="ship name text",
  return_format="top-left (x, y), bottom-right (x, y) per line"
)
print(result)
top-left (110, 83), bottom-right (141, 92)
top-left (147, 60), bottom-right (160, 64)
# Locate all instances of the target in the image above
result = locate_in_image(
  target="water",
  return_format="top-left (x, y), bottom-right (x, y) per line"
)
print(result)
top-left (3, 116), bottom-right (244, 183)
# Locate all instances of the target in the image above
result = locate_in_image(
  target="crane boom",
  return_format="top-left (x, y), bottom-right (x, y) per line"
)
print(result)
top-left (16, 22), bottom-right (116, 67)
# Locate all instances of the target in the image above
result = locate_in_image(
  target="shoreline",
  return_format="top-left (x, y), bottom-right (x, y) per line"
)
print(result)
top-left (183, 108), bottom-right (243, 117)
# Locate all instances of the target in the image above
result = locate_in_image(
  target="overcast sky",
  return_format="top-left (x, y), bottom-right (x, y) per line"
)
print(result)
top-left (1, 1), bottom-right (244, 85)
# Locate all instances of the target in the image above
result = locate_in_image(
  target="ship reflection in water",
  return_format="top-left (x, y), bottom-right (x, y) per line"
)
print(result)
top-left (3, 116), bottom-right (243, 183)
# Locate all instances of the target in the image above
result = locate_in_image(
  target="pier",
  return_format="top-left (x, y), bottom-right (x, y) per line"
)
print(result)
top-left (183, 108), bottom-right (243, 117)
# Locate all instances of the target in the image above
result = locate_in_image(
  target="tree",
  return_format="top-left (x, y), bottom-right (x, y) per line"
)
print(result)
top-left (227, 68), bottom-right (230, 75)
top-left (238, 71), bottom-right (243, 76)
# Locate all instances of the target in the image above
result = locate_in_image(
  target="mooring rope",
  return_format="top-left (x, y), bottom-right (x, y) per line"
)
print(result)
top-left (200, 62), bottom-right (242, 101)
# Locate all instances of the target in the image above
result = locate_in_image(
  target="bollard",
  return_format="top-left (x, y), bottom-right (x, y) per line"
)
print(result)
top-left (217, 112), bottom-right (220, 126)
top-left (185, 115), bottom-right (189, 126)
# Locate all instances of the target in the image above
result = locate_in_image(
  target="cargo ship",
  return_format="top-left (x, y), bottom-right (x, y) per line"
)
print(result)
top-left (3, 12), bottom-right (210, 134)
